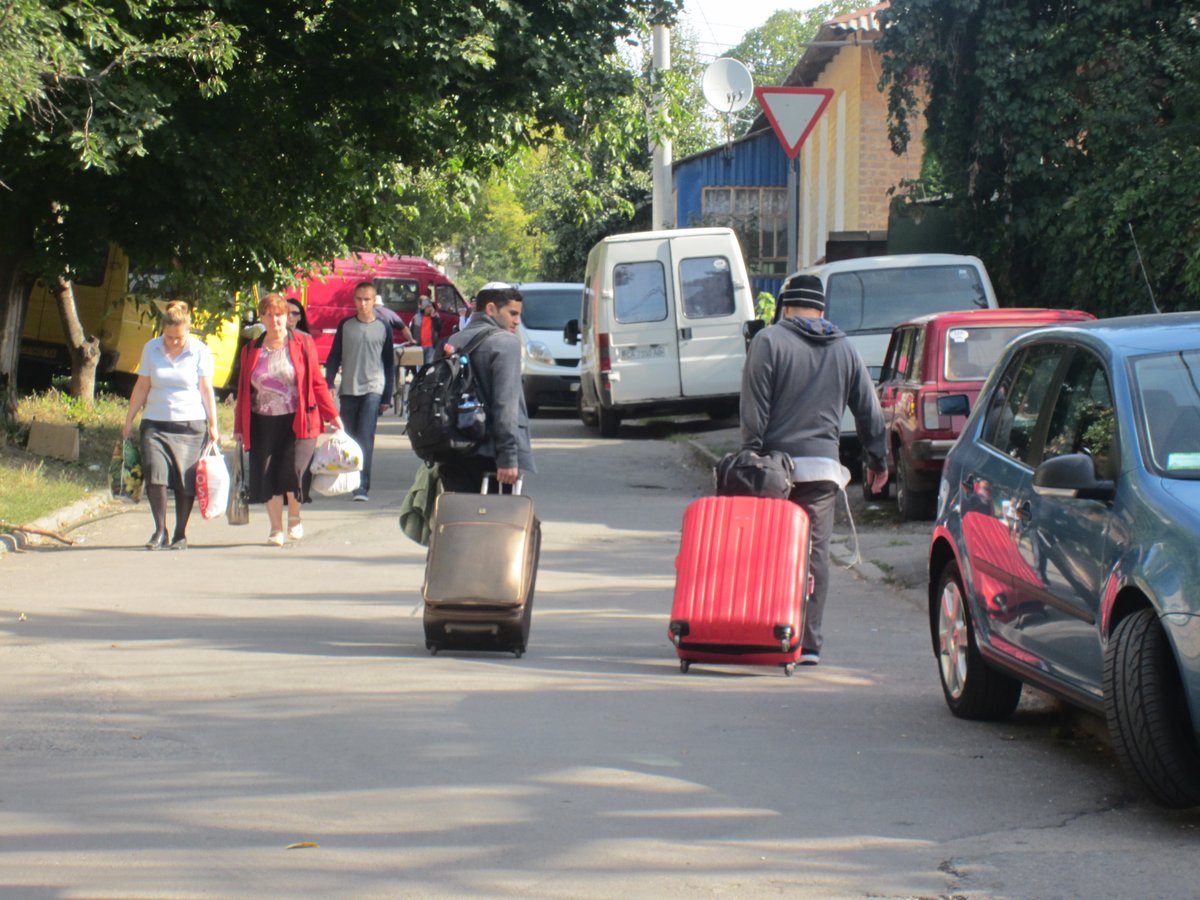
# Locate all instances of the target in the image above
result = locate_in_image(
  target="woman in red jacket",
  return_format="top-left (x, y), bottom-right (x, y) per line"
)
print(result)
top-left (234, 293), bottom-right (343, 546)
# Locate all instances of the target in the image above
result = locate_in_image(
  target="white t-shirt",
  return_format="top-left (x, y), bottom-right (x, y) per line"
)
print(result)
top-left (137, 335), bottom-right (214, 422)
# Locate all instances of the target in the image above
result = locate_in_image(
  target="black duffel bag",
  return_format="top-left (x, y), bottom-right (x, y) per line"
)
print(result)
top-left (714, 448), bottom-right (795, 500)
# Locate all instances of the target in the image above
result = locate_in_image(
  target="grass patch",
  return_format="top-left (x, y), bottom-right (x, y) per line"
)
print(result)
top-left (1, 386), bottom-right (235, 529)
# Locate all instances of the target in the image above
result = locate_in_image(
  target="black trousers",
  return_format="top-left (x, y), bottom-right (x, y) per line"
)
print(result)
top-left (437, 455), bottom-right (498, 494)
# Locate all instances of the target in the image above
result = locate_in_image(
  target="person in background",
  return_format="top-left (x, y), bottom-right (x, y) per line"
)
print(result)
top-left (373, 294), bottom-right (414, 345)
top-left (123, 300), bottom-right (220, 550)
top-left (438, 283), bottom-right (534, 492)
top-left (324, 281), bottom-right (395, 502)
top-left (285, 296), bottom-right (311, 335)
top-left (234, 293), bottom-right (343, 546)
top-left (739, 273), bottom-right (888, 667)
top-left (411, 294), bottom-right (443, 365)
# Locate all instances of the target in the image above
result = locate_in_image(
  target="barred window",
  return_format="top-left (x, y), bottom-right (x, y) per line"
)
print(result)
top-left (700, 186), bottom-right (788, 277)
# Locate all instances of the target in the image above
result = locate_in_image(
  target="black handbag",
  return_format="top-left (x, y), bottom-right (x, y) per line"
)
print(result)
top-left (714, 448), bottom-right (795, 500)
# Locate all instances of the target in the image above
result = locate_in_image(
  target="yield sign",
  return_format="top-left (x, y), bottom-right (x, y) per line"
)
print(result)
top-left (755, 87), bottom-right (834, 159)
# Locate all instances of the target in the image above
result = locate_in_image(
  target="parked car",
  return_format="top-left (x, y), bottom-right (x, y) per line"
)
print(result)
top-left (874, 307), bottom-right (1095, 519)
top-left (792, 253), bottom-right (999, 462)
top-left (927, 311), bottom-right (1200, 807)
top-left (515, 282), bottom-right (584, 417)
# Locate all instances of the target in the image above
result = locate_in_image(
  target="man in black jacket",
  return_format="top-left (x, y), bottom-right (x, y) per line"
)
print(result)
top-left (740, 273), bottom-right (888, 665)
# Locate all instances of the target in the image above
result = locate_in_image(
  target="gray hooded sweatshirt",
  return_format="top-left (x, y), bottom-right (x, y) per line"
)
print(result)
top-left (739, 316), bottom-right (886, 473)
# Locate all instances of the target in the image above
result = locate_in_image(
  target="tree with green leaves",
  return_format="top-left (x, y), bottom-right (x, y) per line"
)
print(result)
top-left (878, 0), bottom-right (1200, 316)
top-left (725, 3), bottom-right (861, 128)
top-left (0, 0), bottom-right (683, 419)
top-left (512, 23), bottom-right (719, 282)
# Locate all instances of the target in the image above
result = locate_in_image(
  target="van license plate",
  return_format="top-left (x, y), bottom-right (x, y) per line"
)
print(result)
top-left (619, 345), bottom-right (666, 361)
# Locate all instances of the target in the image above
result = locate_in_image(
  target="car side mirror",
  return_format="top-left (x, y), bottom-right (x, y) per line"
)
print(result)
top-left (1033, 452), bottom-right (1115, 502)
top-left (563, 319), bottom-right (580, 346)
top-left (743, 319), bottom-right (765, 346)
top-left (938, 394), bottom-right (971, 418)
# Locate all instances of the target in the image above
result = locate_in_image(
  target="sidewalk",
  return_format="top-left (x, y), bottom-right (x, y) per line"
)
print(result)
top-left (0, 491), bottom-right (117, 555)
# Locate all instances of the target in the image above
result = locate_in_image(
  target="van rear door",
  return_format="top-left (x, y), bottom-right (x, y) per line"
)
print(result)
top-left (604, 237), bottom-right (681, 403)
top-left (673, 246), bottom-right (746, 397)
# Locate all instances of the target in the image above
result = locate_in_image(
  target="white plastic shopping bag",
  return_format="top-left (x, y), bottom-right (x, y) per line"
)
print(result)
top-left (196, 443), bottom-right (231, 519)
top-left (312, 469), bottom-right (362, 496)
top-left (310, 429), bottom-right (364, 475)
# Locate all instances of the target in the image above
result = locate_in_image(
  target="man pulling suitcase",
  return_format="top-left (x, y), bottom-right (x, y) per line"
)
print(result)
top-left (421, 283), bottom-right (540, 656)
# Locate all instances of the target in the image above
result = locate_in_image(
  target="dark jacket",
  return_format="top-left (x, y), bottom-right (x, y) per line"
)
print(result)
top-left (233, 331), bottom-right (340, 449)
top-left (446, 313), bottom-right (535, 473)
top-left (740, 316), bottom-right (886, 471)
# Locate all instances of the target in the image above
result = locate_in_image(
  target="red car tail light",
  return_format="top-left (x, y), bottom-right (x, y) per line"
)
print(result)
top-left (598, 332), bottom-right (612, 373)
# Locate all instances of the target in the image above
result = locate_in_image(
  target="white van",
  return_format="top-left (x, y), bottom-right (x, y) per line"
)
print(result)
top-left (564, 227), bottom-right (757, 437)
top-left (792, 253), bottom-right (998, 459)
top-left (515, 282), bottom-right (584, 417)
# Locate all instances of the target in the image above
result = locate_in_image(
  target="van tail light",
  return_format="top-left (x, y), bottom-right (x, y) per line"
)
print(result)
top-left (598, 332), bottom-right (612, 373)
top-left (921, 391), bottom-right (951, 431)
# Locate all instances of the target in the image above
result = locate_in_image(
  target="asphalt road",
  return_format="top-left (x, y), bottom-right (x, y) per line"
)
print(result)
top-left (1, 412), bottom-right (1198, 898)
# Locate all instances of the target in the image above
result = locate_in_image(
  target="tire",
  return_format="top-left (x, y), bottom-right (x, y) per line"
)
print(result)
top-left (526, 402), bottom-right (539, 419)
top-left (932, 560), bottom-right (1022, 720)
top-left (707, 399), bottom-right (738, 421)
top-left (1104, 609), bottom-right (1200, 808)
top-left (897, 453), bottom-right (935, 521)
top-left (597, 404), bottom-right (621, 438)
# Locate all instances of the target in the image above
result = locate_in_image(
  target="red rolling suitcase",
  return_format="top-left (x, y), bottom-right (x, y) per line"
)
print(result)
top-left (669, 495), bottom-right (811, 675)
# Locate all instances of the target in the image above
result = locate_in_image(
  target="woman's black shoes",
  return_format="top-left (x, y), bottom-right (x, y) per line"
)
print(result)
top-left (169, 537), bottom-right (187, 551)
top-left (145, 532), bottom-right (168, 550)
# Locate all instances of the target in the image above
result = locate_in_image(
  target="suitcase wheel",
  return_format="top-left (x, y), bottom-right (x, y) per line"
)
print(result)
top-left (426, 642), bottom-right (439, 656)
top-left (783, 663), bottom-right (795, 677)
top-left (512, 647), bottom-right (524, 659)
top-left (679, 660), bottom-right (691, 674)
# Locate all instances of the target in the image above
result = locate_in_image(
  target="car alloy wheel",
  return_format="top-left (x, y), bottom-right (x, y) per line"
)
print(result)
top-left (932, 560), bottom-right (1022, 720)
top-left (938, 569), bottom-right (970, 701)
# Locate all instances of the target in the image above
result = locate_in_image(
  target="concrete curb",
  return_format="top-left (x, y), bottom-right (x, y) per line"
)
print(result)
top-left (0, 491), bottom-right (118, 555)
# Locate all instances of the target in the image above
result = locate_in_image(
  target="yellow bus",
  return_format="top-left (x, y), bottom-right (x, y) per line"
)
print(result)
top-left (20, 243), bottom-right (241, 393)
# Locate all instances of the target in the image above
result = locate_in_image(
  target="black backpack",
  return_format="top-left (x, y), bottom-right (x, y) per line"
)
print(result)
top-left (405, 327), bottom-right (494, 463)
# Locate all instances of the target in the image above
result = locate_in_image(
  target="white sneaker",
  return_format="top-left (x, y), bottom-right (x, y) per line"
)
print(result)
top-left (287, 521), bottom-right (303, 541)
top-left (267, 531), bottom-right (286, 547)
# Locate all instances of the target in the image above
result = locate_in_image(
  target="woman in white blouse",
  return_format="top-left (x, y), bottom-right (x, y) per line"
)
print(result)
top-left (123, 301), bottom-right (219, 550)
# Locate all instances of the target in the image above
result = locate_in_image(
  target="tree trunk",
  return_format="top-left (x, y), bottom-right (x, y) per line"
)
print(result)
top-left (50, 276), bottom-right (100, 405)
top-left (0, 250), bottom-right (34, 433)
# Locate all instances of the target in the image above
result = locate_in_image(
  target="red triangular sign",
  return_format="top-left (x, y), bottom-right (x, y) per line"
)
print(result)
top-left (756, 87), bottom-right (834, 159)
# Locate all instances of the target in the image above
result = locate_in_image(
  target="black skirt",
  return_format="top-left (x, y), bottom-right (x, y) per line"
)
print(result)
top-left (140, 419), bottom-right (206, 495)
top-left (248, 412), bottom-right (316, 503)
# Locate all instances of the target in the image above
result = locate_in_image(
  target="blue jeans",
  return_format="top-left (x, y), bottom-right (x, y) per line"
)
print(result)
top-left (338, 392), bottom-right (382, 493)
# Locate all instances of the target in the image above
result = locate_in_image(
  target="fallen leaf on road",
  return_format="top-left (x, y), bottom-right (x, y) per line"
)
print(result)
top-left (286, 842), bottom-right (319, 850)
top-left (18, 613), bottom-right (27, 621)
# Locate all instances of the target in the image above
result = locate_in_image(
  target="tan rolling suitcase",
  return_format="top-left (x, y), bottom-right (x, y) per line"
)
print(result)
top-left (422, 476), bottom-right (540, 657)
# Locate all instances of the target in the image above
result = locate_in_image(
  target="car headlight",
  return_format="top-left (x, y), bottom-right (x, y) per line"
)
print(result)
top-left (526, 340), bottom-right (554, 365)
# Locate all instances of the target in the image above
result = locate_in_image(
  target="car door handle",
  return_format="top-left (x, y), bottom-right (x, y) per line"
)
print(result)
top-left (679, 327), bottom-right (692, 341)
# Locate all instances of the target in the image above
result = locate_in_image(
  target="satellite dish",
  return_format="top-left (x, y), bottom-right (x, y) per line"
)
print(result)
top-left (702, 58), bottom-right (754, 114)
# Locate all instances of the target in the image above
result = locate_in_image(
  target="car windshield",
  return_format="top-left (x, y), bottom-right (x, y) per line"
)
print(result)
top-left (826, 265), bottom-right (988, 333)
top-left (1133, 349), bottom-right (1200, 479)
top-left (944, 324), bottom-right (1045, 381)
top-left (521, 288), bottom-right (582, 330)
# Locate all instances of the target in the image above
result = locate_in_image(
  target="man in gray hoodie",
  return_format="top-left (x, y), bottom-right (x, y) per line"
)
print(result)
top-left (438, 283), bottom-right (535, 493)
top-left (740, 273), bottom-right (889, 665)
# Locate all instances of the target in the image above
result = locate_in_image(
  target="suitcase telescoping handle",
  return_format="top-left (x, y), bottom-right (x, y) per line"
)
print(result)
top-left (481, 473), bottom-right (524, 495)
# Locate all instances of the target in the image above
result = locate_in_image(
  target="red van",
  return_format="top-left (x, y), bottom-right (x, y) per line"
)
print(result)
top-left (297, 254), bottom-right (467, 362)
top-left (873, 307), bottom-right (1096, 519)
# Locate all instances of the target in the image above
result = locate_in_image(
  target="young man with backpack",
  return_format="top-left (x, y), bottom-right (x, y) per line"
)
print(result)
top-left (436, 283), bottom-right (535, 492)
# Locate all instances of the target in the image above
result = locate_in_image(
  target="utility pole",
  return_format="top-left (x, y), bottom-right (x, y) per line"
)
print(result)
top-left (651, 24), bottom-right (674, 231)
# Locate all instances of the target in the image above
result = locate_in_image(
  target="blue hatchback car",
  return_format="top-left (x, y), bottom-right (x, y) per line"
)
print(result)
top-left (928, 312), bottom-right (1200, 807)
